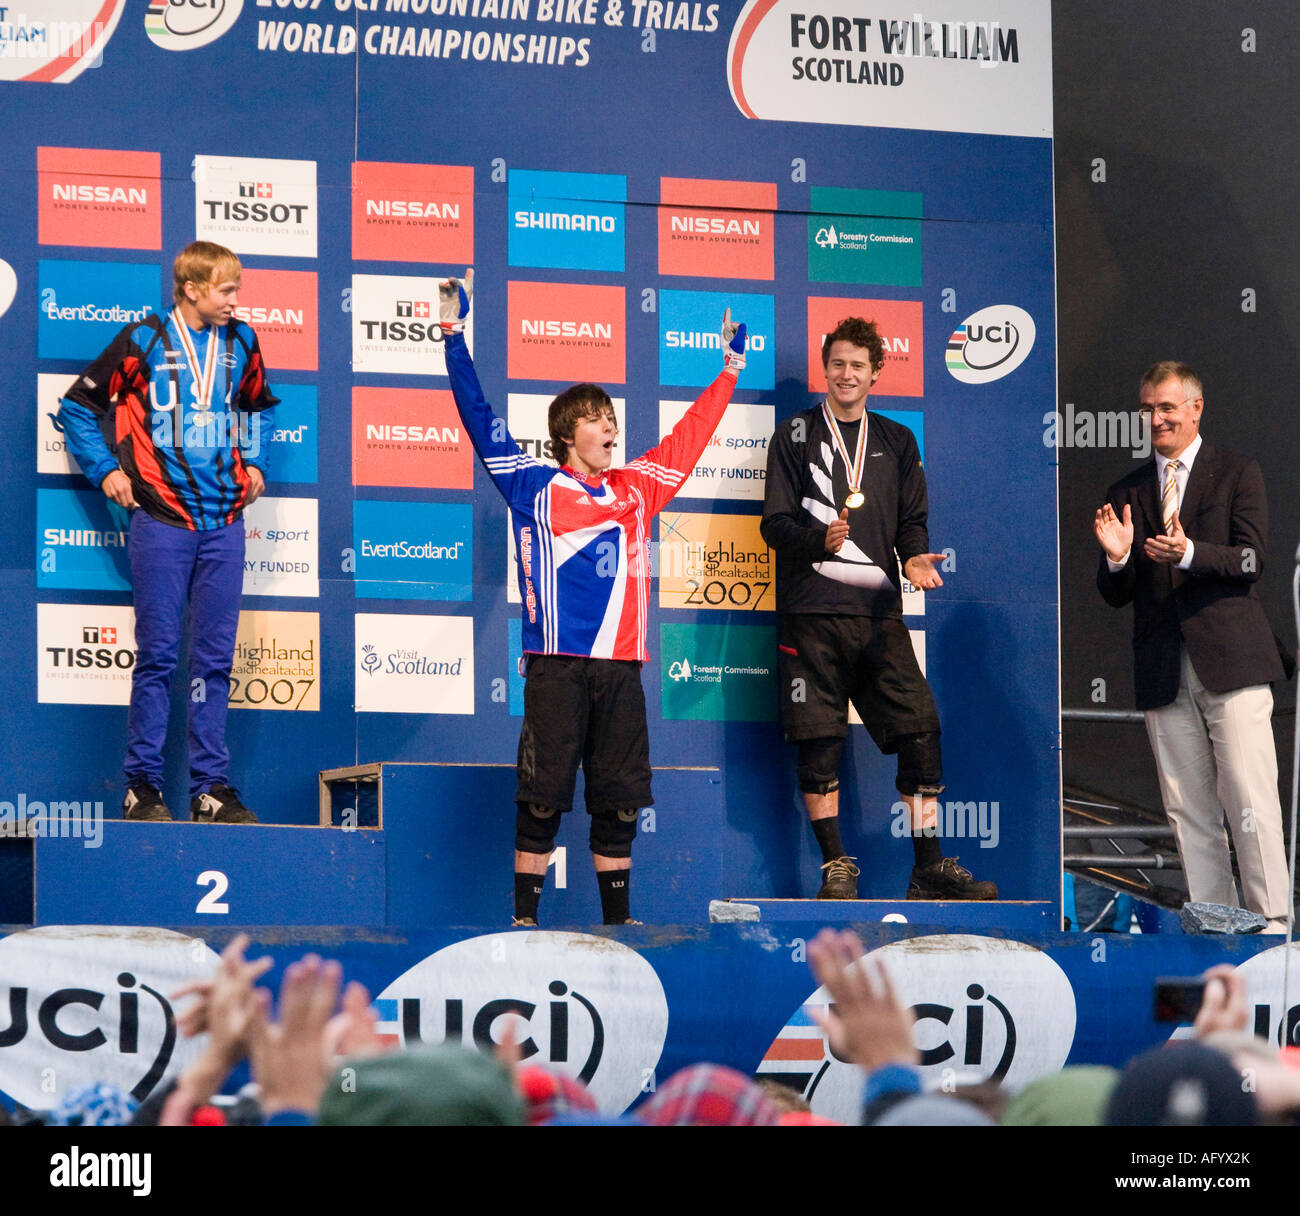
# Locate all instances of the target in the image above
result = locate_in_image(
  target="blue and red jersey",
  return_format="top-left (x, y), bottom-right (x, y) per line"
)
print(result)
top-left (446, 332), bottom-right (737, 661)
top-left (58, 309), bottom-right (278, 531)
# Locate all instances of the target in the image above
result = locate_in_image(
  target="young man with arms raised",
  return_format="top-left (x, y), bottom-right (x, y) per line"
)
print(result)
top-left (438, 270), bottom-right (747, 925)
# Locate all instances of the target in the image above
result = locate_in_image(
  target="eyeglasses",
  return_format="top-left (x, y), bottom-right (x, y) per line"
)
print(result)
top-left (1138, 396), bottom-right (1199, 418)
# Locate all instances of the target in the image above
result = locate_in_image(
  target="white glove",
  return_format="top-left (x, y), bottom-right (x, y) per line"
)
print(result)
top-left (722, 307), bottom-right (747, 373)
top-left (438, 268), bottom-right (474, 334)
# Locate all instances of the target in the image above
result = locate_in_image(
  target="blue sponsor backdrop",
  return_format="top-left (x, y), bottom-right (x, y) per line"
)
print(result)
top-left (36, 259), bottom-right (159, 360)
top-left (266, 384), bottom-right (318, 485)
top-left (353, 500), bottom-right (474, 601)
top-left (2, 4), bottom-right (1058, 917)
top-left (659, 288), bottom-right (777, 390)
top-left (508, 169), bottom-right (627, 272)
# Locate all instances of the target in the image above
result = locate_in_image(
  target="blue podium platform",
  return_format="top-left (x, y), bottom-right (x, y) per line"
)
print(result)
top-left (729, 899), bottom-right (1056, 931)
top-left (27, 762), bottom-right (1058, 930)
top-left (35, 822), bottom-right (386, 927)
top-left (11, 762), bottom-right (1297, 1123)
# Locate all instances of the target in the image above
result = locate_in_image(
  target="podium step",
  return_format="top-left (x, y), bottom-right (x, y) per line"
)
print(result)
top-left (35, 822), bottom-right (385, 926)
top-left (715, 898), bottom-right (1056, 931)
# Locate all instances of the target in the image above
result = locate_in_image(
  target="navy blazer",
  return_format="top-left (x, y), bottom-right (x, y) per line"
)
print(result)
top-left (1097, 442), bottom-right (1285, 710)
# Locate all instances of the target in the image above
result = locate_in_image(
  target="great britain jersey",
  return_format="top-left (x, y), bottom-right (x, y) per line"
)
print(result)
top-left (58, 309), bottom-right (278, 531)
top-left (445, 332), bottom-right (737, 661)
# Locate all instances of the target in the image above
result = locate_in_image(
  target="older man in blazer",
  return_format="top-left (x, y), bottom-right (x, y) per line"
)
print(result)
top-left (1094, 361), bottom-right (1291, 931)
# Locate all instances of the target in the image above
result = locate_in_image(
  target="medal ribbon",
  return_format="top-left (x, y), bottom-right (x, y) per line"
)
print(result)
top-left (821, 401), bottom-right (867, 498)
top-left (170, 307), bottom-right (218, 411)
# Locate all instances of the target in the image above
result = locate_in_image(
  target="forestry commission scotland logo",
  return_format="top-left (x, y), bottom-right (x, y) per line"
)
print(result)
top-left (146, 0), bottom-right (244, 51)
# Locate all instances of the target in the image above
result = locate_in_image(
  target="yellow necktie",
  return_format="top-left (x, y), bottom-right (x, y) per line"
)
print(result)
top-left (1161, 460), bottom-right (1180, 535)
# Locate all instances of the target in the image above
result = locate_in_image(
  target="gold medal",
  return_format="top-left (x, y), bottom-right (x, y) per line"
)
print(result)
top-left (822, 402), bottom-right (868, 512)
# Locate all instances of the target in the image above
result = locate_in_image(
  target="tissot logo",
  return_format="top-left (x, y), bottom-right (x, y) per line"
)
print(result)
top-left (351, 275), bottom-right (468, 376)
top-left (194, 155), bottom-right (317, 258)
top-left (38, 148), bottom-right (161, 250)
top-left (352, 162), bottom-right (474, 263)
top-left (38, 603), bottom-right (137, 705)
top-left (146, 0), bottom-right (245, 51)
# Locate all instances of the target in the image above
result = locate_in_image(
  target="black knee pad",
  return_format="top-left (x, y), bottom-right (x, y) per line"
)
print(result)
top-left (589, 807), bottom-right (638, 858)
top-left (515, 802), bottom-right (561, 854)
top-left (895, 731), bottom-right (943, 796)
top-left (796, 736), bottom-right (843, 795)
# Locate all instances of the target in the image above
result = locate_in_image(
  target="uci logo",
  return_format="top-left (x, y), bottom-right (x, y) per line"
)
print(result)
top-left (146, 0), bottom-right (244, 51)
top-left (378, 932), bottom-right (669, 1113)
top-left (391, 980), bottom-right (606, 1084)
top-left (759, 935), bottom-right (1076, 1123)
top-left (0, 972), bottom-right (175, 1102)
top-left (0, 928), bottom-right (220, 1110)
top-left (945, 305), bottom-right (1036, 385)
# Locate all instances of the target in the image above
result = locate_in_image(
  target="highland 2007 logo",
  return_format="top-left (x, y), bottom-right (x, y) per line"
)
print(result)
top-left (146, 0), bottom-right (244, 51)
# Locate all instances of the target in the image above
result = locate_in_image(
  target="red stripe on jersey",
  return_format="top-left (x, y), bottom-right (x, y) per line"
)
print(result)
top-left (223, 449), bottom-right (252, 527)
top-left (125, 398), bottom-right (194, 529)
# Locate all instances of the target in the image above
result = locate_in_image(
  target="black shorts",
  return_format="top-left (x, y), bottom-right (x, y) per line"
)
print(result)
top-left (777, 613), bottom-right (940, 753)
top-left (515, 655), bottom-right (653, 815)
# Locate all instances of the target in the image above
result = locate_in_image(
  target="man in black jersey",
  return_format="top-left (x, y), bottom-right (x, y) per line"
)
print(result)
top-left (761, 316), bottom-right (996, 901)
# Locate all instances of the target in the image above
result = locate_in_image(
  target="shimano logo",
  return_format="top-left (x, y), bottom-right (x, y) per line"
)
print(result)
top-left (666, 331), bottom-right (765, 351)
top-left (513, 211), bottom-right (616, 232)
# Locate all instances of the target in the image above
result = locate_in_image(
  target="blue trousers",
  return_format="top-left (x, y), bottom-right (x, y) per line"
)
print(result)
top-left (124, 510), bottom-right (244, 796)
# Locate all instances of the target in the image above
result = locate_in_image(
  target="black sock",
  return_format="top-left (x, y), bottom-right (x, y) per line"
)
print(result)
top-left (597, 868), bottom-right (631, 924)
top-left (515, 871), bottom-right (544, 920)
top-left (912, 830), bottom-right (942, 870)
top-left (812, 816), bottom-right (846, 864)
